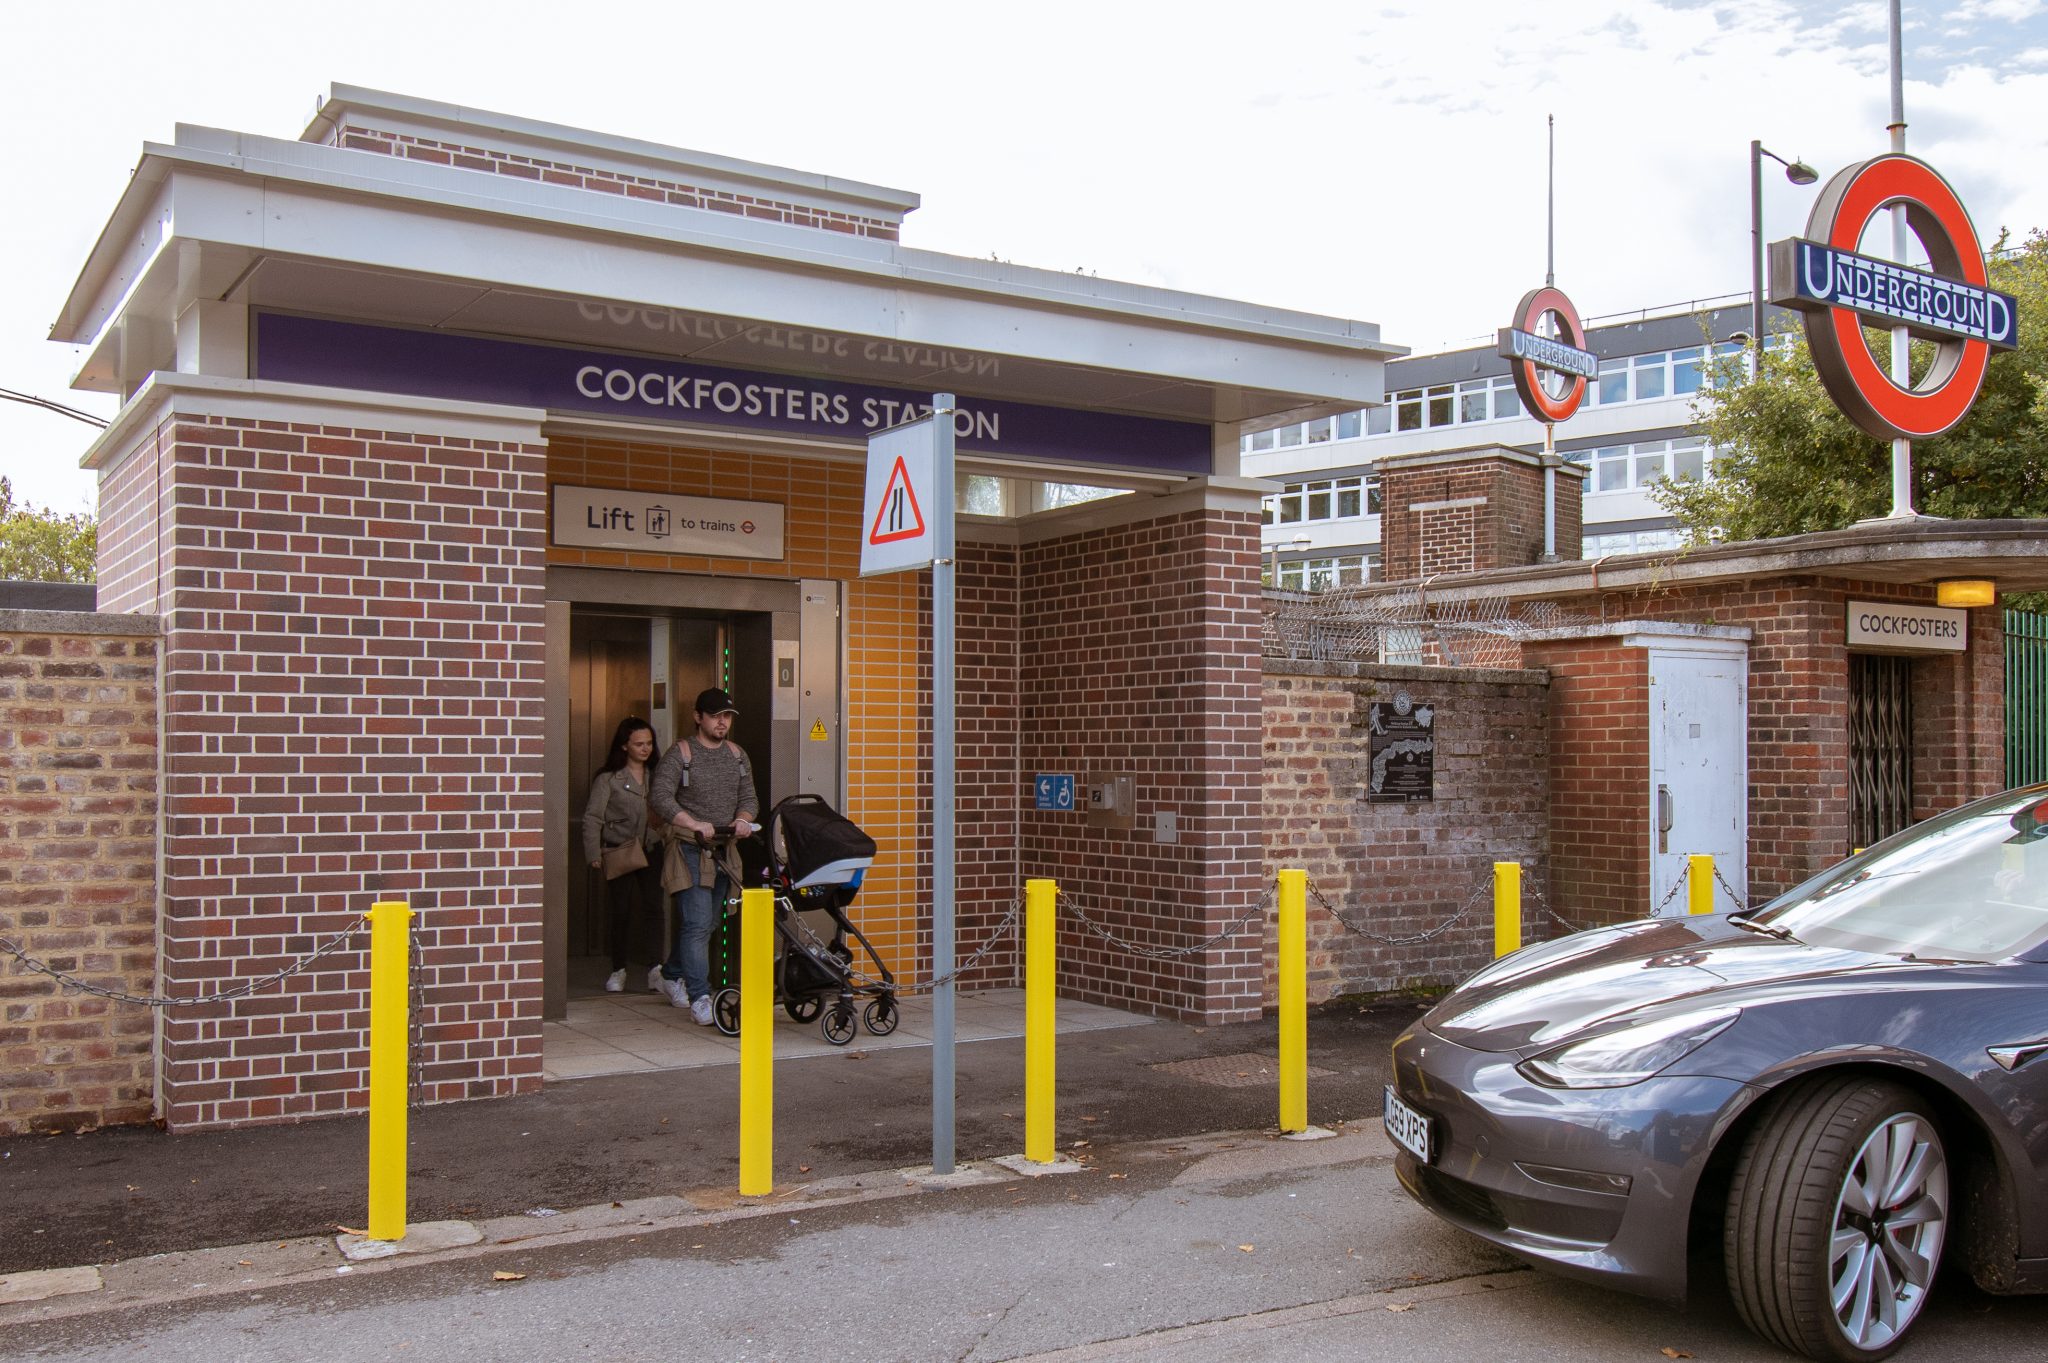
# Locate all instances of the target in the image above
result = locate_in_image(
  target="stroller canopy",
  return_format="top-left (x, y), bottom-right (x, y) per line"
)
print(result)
top-left (768, 795), bottom-right (877, 888)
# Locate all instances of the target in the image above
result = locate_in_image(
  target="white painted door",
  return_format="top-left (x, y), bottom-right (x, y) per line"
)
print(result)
top-left (1647, 642), bottom-right (1748, 916)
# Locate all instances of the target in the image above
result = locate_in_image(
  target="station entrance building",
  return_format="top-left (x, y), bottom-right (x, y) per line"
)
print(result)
top-left (49, 87), bottom-right (1395, 1129)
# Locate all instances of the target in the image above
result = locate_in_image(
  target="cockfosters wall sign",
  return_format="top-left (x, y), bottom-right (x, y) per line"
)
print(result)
top-left (1768, 154), bottom-right (2019, 442)
top-left (1845, 600), bottom-right (1968, 655)
top-left (253, 313), bottom-right (1210, 474)
top-left (553, 485), bottom-right (785, 560)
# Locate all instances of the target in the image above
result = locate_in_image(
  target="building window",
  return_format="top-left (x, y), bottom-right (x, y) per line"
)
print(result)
top-left (1261, 475), bottom-right (1379, 528)
top-left (1278, 553), bottom-right (1376, 592)
top-left (1566, 439), bottom-right (1716, 493)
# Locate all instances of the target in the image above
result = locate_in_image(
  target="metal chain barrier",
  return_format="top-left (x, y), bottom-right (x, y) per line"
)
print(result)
top-left (1712, 864), bottom-right (1750, 914)
top-left (1307, 875), bottom-right (1489, 947)
top-left (782, 892), bottom-right (1025, 996)
top-left (1653, 874), bottom-right (1687, 916)
top-left (0, 918), bottom-right (368, 1008)
top-left (408, 916), bottom-right (428, 1110)
top-left (1522, 879), bottom-right (1595, 936)
top-left (1057, 883), bottom-right (1274, 960)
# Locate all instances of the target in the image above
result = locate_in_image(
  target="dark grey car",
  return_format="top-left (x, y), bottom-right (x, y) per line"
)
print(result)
top-left (1386, 783), bottom-right (2048, 1361)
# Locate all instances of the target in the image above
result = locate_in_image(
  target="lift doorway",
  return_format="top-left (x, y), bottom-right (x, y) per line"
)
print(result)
top-left (544, 569), bottom-right (844, 1019)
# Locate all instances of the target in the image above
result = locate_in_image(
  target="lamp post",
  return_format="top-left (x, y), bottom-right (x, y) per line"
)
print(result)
top-left (1266, 534), bottom-right (1312, 589)
top-left (1749, 140), bottom-right (1819, 362)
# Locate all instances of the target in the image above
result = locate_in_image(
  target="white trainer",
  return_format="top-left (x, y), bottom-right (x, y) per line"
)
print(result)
top-left (691, 995), bottom-right (715, 1026)
top-left (647, 965), bottom-right (665, 995)
top-left (664, 978), bottom-right (691, 1009)
top-left (604, 969), bottom-right (626, 993)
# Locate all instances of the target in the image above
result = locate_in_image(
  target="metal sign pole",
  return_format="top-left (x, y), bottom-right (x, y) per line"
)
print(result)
top-left (1885, 0), bottom-right (1916, 518)
top-left (930, 392), bottom-right (957, 1175)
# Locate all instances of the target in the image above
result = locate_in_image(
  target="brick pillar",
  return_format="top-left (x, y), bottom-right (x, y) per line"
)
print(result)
top-left (125, 397), bottom-right (548, 1129)
top-left (1378, 446), bottom-right (1586, 581)
top-left (1018, 506), bottom-right (1265, 1022)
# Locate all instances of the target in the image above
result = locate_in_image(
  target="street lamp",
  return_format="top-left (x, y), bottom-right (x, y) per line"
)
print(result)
top-left (1267, 534), bottom-right (1312, 589)
top-left (1749, 140), bottom-right (1820, 362)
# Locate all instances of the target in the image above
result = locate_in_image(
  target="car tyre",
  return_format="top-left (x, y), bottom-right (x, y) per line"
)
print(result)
top-left (1724, 1076), bottom-right (1949, 1362)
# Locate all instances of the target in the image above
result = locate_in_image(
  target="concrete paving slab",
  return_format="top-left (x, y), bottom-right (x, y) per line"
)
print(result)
top-left (0, 1267), bottom-right (101, 1305)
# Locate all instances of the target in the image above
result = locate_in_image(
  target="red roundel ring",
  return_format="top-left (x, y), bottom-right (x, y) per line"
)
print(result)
top-left (1508, 287), bottom-right (1589, 423)
top-left (1803, 154), bottom-right (1991, 441)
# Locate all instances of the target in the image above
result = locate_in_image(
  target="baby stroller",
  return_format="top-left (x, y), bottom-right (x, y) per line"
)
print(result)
top-left (710, 794), bottom-right (899, 1045)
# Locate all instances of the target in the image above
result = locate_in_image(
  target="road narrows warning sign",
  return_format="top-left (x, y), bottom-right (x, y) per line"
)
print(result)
top-left (860, 417), bottom-right (939, 577)
top-left (868, 455), bottom-right (926, 544)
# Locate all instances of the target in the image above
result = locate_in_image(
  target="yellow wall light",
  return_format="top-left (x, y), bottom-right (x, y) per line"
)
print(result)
top-left (1935, 579), bottom-right (1996, 608)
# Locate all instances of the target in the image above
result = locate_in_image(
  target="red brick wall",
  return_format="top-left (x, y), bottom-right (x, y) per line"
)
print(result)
top-left (328, 122), bottom-right (901, 240)
top-left (1019, 508), bottom-right (1265, 1021)
top-left (1518, 639), bottom-right (1650, 924)
top-left (940, 543), bottom-right (1021, 985)
top-left (0, 619), bottom-right (159, 1134)
top-left (1262, 663), bottom-right (1550, 1001)
top-left (150, 414), bottom-right (549, 1129)
top-left (1541, 577), bottom-right (2008, 904)
top-left (96, 417), bottom-right (171, 615)
top-left (1380, 453), bottom-right (1568, 581)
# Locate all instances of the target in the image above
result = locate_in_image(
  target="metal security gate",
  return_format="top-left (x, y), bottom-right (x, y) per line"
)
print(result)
top-left (1849, 654), bottom-right (1913, 849)
top-left (2009, 610), bottom-right (2048, 787)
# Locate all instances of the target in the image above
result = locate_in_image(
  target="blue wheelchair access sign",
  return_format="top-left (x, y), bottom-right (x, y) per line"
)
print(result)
top-left (1034, 774), bottom-right (1075, 811)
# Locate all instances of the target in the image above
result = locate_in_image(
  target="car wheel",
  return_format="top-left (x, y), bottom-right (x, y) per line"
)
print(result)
top-left (1724, 1076), bottom-right (1950, 1361)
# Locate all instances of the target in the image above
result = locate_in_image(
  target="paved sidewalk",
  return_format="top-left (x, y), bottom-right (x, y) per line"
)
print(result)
top-left (0, 994), bottom-right (1422, 1277)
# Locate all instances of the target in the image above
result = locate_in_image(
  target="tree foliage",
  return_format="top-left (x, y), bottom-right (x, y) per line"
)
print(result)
top-left (1658, 228), bottom-right (2048, 542)
top-left (0, 478), bottom-right (96, 583)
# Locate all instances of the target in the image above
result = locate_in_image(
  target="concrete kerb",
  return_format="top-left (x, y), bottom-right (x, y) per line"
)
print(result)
top-left (0, 1123), bottom-right (1386, 1327)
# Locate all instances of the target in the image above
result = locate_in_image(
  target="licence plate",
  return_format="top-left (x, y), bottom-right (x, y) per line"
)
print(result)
top-left (1383, 1084), bottom-right (1434, 1164)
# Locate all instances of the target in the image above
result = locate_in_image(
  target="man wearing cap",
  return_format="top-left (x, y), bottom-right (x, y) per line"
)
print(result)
top-left (648, 688), bottom-right (760, 1024)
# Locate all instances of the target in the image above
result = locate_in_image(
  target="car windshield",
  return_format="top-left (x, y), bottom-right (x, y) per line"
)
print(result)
top-left (1752, 787), bottom-right (2048, 962)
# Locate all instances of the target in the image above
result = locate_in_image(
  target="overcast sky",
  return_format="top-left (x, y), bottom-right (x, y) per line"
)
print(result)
top-left (3, 0), bottom-right (2044, 513)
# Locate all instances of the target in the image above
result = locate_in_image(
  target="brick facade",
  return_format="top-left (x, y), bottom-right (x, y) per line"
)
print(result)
top-left (325, 121), bottom-right (902, 241)
top-left (1517, 638), bottom-right (1650, 923)
top-left (0, 615), bottom-right (160, 1134)
top-left (1378, 447), bottom-right (1583, 581)
top-left (1017, 507), bottom-right (1267, 1021)
top-left (101, 406), bottom-right (550, 1130)
top-left (1262, 662), bottom-right (1551, 1002)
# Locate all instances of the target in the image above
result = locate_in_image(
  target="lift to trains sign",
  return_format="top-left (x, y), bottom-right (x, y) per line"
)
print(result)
top-left (1768, 153), bottom-right (2019, 442)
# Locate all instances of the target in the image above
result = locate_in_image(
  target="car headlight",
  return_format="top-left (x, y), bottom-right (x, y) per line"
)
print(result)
top-left (1518, 1006), bottom-right (1740, 1089)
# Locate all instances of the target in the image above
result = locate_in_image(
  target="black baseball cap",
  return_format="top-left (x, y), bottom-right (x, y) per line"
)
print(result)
top-left (694, 688), bottom-right (738, 716)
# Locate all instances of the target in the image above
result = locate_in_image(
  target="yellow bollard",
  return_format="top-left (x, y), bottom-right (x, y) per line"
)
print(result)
top-left (1689, 854), bottom-right (1714, 916)
top-left (739, 887), bottom-right (775, 1196)
top-left (1493, 863), bottom-right (1522, 958)
top-left (1025, 878), bottom-right (1056, 1164)
top-left (367, 899), bottom-right (413, 1242)
top-left (1278, 869), bottom-right (1307, 1134)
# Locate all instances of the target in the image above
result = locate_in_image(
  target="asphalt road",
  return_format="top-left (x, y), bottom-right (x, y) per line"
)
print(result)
top-left (5, 1126), bottom-right (2044, 1363)
top-left (0, 998), bottom-right (1418, 1275)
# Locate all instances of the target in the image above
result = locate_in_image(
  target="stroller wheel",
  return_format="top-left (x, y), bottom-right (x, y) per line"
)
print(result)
top-left (862, 995), bottom-right (899, 1037)
top-left (821, 1003), bottom-right (857, 1046)
top-left (712, 988), bottom-right (741, 1037)
top-left (784, 995), bottom-right (822, 1024)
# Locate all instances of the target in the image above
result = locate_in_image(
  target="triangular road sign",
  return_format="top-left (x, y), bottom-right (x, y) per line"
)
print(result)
top-left (868, 454), bottom-right (927, 545)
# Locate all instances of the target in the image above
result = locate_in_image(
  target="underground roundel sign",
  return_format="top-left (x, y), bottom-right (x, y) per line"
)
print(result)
top-left (1768, 153), bottom-right (2018, 442)
top-left (1496, 287), bottom-right (1598, 424)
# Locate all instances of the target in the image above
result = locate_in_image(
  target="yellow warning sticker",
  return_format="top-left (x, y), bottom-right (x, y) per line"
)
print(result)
top-left (809, 719), bottom-right (829, 741)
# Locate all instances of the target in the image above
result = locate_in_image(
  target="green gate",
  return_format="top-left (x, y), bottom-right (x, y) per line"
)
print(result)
top-left (2009, 610), bottom-right (2048, 787)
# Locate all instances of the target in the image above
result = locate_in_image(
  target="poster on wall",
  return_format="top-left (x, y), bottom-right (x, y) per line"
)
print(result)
top-left (1366, 693), bottom-right (1435, 802)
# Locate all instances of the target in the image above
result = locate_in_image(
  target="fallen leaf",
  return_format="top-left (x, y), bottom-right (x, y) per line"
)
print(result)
top-left (1386, 1303), bottom-right (1414, 1313)
top-left (798, 1165), bottom-right (812, 1173)
top-left (1237, 1244), bottom-right (1256, 1253)
top-left (335, 1225), bottom-right (368, 1237)
top-left (1659, 1352), bottom-right (1693, 1360)
top-left (611, 1201), bottom-right (623, 1209)
top-left (1108, 1173), bottom-right (1128, 1180)
top-left (1072, 1140), bottom-right (1090, 1148)
top-left (276, 1243), bottom-right (287, 1250)
top-left (848, 1053), bottom-right (868, 1061)
top-left (492, 1271), bottom-right (526, 1282)
top-left (1081, 1116), bottom-right (1099, 1123)
top-left (237, 1260), bottom-right (252, 1267)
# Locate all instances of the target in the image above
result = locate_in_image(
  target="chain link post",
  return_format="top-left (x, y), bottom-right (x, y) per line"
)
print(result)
top-left (739, 887), bottom-right (775, 1196)
top-left (1277, 869), bottom-right (1307, 1135)
top-left (1688, 854), bottom-right (1714, 916)
top-left (1493, 863), bottom-right (1522, 958)
top-left (1025, 878), bottom-right (1056, 1164)
top-left (366, 900), bottom-right (413, 1242)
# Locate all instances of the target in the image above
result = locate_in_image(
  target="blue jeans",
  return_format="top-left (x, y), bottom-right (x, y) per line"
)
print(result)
top-left (663, 847), bottom-right (728, 1000)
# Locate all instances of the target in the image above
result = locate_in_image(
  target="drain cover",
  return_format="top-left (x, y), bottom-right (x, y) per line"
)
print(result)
top-left (1149, 1052), bottom-right (1335, 1088)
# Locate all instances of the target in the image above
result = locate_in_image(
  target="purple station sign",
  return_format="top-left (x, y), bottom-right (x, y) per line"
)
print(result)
top-left (252, 313), bottom-right (1211, 475)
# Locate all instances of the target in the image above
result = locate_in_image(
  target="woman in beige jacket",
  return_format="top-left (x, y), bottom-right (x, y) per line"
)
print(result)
top-left (581, 717), bottom-right (662, 992)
